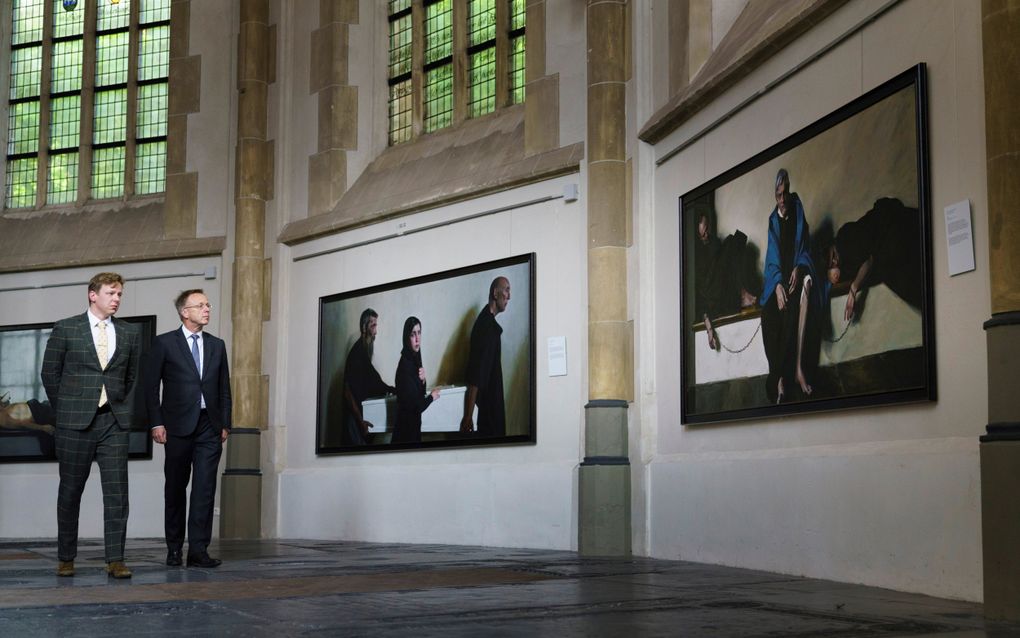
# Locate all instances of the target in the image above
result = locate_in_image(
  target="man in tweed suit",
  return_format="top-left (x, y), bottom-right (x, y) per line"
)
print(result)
top-left (146, 289), bottom-right (231, 568)
top-left (41, 272), bottom-right (141, 579)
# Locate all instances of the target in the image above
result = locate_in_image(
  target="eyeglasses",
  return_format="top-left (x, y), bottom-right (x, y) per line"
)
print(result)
top-left (184, 303), bottom-right (212, 310)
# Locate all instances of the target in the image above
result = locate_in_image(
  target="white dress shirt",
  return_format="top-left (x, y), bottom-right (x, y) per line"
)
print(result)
top-left (87, 308), bottom-right (116, 359)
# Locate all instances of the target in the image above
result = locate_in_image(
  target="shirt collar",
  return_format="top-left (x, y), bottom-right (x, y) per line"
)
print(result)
top-left (86, 308), bottom-right (110, 327)
top-left (181, 324), bottom-right (203, 340)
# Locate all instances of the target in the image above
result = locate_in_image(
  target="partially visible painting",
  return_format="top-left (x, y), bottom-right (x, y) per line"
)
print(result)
top-left (680, 64), bottom-right (935, 424)
top-left (316, 254), bottom-right (536, 454)
top-left (0, 315), bottom-right (155, 462)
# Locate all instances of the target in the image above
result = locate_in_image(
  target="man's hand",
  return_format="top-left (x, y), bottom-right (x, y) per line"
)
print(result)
top-left (844, 286), bottom-right (857, 322)
top-left (221, 428), bottom-right (230, 443)
top-left (775, 283), bottom-right (788, 311)
top-left (359, 420), bottom-right (374, 436)
top-left (460, 415), bottom-right (474, 433)
top-left (430, 388), bottom-right (440, 401)
top-left (417, 367), bottom-right (426, 382)
top-left (151, 425), bottom-right (167, 444)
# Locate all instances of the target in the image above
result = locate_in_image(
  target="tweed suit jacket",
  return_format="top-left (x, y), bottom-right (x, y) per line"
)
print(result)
top-left (145, 328), bottom-right (232, 436)
top-left (41, 313), bottom-right (141, 430)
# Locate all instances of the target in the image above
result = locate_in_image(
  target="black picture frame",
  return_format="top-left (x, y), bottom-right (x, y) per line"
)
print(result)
top-left (316, 253), bottom-right (536, 454)
top-left (0, 314), bottom-right (156, 462)
top-left (680, 64), bottom-right (935, 424)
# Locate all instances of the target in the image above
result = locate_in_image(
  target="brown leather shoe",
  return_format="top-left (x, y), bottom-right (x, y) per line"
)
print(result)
top-left (56, 561), bottom-right (74, 577)
top-left (105, 561), bottom-right (132, 579)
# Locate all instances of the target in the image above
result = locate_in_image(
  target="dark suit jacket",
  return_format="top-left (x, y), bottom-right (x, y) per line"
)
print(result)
top-left (41, 313), bottom-right (141, 430)
top-left (145, 328), bottom-right (232, 436)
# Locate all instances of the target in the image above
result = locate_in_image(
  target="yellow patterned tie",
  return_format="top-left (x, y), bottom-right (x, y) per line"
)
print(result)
top-left (97, 320), bottom-right (108, 407)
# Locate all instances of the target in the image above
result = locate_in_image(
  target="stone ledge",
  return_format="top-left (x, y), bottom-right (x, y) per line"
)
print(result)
top-left (280, 105), bottom-right (584, 246)
top-left (0, 200), bottom-right (225, 273)
top-left (638, 0), bottom-right (848, 144)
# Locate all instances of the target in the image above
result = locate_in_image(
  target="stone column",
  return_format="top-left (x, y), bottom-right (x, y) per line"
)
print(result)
top-left (220, 0), bottom-right (273, 540)
top-left (979, 0), bottom-right (1020, 622)
top-left (580, 0), bottom-right (632, 557)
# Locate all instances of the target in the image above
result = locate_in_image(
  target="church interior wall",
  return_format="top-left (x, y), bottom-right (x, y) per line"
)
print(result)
top-left (643, 0), bottom-right (988, 601)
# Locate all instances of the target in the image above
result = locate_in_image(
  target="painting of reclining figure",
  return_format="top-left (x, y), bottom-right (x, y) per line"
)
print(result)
top-left (0, 317), bottom-right (155, 462)
top-left (680, 65), bottom-right (935, 424)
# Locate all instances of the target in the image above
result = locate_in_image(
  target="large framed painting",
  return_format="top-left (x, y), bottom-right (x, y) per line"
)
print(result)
top-left (317, 254), bottom-right (536, 454)
top-left (680, 64), bottom-right (935, 424)
top-left (0, 314), bottom-right (156, 462)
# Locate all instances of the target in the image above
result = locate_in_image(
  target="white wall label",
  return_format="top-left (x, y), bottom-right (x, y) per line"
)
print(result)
top-left (547, 336), bottom-right (567, 377)
top-left (944, 199), bottom-right (975, 276)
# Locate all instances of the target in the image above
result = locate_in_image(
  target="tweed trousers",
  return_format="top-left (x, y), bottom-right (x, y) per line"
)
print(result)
top-left (55, 410), bottom-right (129, 562)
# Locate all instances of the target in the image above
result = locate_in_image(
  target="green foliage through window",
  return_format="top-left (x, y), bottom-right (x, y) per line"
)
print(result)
top-left (5, 0), bottom-right (170, 208)
top-left (387, 0), bottom-right (525, 145)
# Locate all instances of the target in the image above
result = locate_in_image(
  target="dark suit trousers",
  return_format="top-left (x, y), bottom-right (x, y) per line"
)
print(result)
top-left (164, 411), bottom-right (222, 555)
top-left (55, 409), bottom-right (129, 562)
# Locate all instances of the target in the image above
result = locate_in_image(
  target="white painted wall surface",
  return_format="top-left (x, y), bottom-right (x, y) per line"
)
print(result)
top-left (276, 178), bottom-right (587, 549)
top-left (643, 0), bottom-right (988, 601)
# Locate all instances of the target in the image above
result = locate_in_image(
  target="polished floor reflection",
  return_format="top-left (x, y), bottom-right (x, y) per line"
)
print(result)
top-left (0, 538), bottom-right (1015, 637)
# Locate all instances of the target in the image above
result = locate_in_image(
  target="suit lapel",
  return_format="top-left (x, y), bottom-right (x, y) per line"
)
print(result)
top-left (175, 329), bottom-right (201, 378)
top-left (107, 317), bottom-right (127, 366)
top-left (78, 313), bottom-right (103, 369)
top-left (202, 334), bottom-right (214, 381)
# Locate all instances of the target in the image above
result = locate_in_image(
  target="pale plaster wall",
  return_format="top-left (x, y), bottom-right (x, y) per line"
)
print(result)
top-left (0, 257), bottom-right (228, 539)
top-left (275, 177), bottom-right (587, 549)
top-left (643, 0), bottom-right (987, 601)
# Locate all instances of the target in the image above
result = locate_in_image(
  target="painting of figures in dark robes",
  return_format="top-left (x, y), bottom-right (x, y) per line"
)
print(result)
top-left (0, 316), bottom-right (155, 462)
top-left (316, 254), bottom-right (535, 454)
top-left (680, 64), bottom-right (935, 425)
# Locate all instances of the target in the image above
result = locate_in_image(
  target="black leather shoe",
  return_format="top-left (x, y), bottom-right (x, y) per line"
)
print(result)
top-left (166, 549), bottom-right (183, 566)
top-left (186, 552), bottom-right (222, 568)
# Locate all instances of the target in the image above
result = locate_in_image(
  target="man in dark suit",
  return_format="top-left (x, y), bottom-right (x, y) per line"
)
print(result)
top-left (145, 289), bottom-right (231, 568)
top-left (41, 272), bottom-right (141, 579)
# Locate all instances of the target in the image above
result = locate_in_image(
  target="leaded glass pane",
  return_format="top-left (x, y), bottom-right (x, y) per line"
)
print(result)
top-left (136, 82), bottom-right (167, 139)
top-left (96, 32), bottom-right (129, 87)
top-left (46, 151), bottom-right (78, 204)
top-left (93, 89), bottom-right (127, 144)
top-left (388, 79), bottom-right (412, 145)
top-left (424, 0), bottom-right (452, 65)
top-left (91, 146), bottom-right (124, 199)
top-left (52, 0), bottom-right (85, 38)
top-left (388, 0), bottom-right (410, 14)
top-left (468, 0), bottom-right (495, 47)
top-left (509, 34), bottom-right (525, 104)
top-left (140, 0), bottom-right (171, 24)
top-left (5, 158), bottom-right (38, 208)
top-left (135, 140), bottom-right (165, 194)
top-left (9, 46), bottom-right (42, 100)
top-left (424, 64), bottom-right (452, 132)
top-left (50, 95), bottom-right (81, 150)
top-left (51, 39), bottom-right (83, 94)
top-left (510, 0), bottom-right (526, 31)
top-left (97, 0), bottom-right (131, 32)
top-left (7, 101), bottom-right (40, 155)
top-left (468, 47), bottom-right (495, 118)
top-left (138, 25), bottom-right (170, 81)
top-left (388, 13), bottom-right (412, 79)
top-left (12, 0), bottom-right (44, 46)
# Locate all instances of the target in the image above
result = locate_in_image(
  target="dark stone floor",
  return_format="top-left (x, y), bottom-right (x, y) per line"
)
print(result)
top-left (1, 538), bottom-right (1017, 637)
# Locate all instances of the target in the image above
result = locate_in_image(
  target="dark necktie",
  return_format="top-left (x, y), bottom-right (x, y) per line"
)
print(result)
top-left (191, 334), bottom-right (201, 377)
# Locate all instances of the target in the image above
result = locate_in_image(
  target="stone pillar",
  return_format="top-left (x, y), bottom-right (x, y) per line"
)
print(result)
top-left (221, 0), bottom-right (273, 540)
top-left (580, 0), bottom-right (632, 557)
top-left (979, 0), bottom-right (1020, 622)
